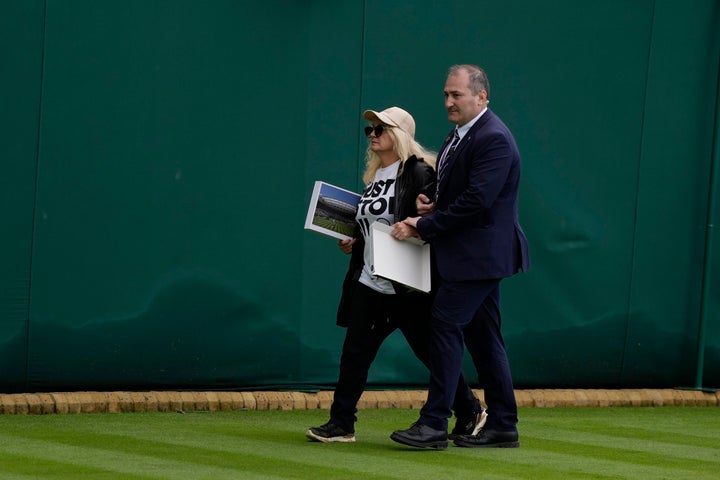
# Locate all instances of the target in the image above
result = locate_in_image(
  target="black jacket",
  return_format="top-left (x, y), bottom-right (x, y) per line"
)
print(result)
top-left (336, 155), bottom-right (436, 326)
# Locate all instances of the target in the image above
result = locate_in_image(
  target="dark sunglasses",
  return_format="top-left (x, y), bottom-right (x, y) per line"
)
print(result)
top-left (364, 124), bottom-right (390, 137)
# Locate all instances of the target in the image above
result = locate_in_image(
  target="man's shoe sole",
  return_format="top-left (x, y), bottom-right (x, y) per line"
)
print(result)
top-left (305, 429), bottom-right (355, 443)
top-left (454, 438), bottom-right (519, 448)
top-left (390, 432), bottom-right (448, 450)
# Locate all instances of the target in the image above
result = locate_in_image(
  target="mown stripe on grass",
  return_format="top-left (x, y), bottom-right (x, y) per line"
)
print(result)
top-left (0, 451), bottom-right (155, 480)
top-left (1, 408), bottom-right (718, 480)
top-left (0, 430), bottom-right (519, 480)
top-left (0, 436), bottom-right (291, 480)
top-left (527, 429), bottom-right (719, 463)
top-left (513, 437), bottom-right (717, 479)
top-left (41, 414), bottom-right (717, 480)
top-left (58, 422), bottom-right (520, 480)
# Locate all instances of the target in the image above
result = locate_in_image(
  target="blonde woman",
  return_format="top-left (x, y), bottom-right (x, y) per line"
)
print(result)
top-left (306, 107), bottom-right (485, 443)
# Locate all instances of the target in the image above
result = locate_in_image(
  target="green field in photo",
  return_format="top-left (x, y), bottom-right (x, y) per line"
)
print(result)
top-left (312, 215), bottom-right (355, 237)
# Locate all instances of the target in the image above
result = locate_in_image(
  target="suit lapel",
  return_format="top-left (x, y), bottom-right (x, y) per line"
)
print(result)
top-left (439, 129), bottom-right (455, 153)
top-left (444, 109), bottom-right (493, 173)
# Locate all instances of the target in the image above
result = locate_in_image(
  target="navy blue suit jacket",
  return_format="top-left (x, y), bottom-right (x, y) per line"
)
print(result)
top-left (417, 109), bottom-right (530, 281)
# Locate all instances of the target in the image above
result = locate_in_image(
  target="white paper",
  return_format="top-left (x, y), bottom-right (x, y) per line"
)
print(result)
top-left (370, 222), bottom-right (431, 293)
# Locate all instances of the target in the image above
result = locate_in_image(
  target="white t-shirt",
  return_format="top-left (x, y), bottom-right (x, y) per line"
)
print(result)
top-left (357, 161), bottom-right (400, 294)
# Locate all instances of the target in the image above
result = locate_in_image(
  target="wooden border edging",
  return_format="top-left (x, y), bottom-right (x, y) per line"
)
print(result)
top-left (0, 388), bottom-right (718, 415)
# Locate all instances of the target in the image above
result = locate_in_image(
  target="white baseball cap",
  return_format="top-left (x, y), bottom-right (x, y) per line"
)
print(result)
top-left (362, 106), bottom-right (416, 138)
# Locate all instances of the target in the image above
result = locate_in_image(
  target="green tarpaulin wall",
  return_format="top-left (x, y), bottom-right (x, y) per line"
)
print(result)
top-left (2, 0), bottom-right (719, 393)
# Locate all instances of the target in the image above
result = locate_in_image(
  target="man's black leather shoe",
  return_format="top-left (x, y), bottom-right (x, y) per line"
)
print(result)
top-left (390, 422), bottom-right (448, 450)
top-left (453, 429), bottom-right (520, 448)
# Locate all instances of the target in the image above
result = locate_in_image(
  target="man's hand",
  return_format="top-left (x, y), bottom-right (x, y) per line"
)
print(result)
top-left (416, 193), bottom-right (435, 216)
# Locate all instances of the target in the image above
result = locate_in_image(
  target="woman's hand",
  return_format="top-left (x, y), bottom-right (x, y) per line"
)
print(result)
top-left (338, 238), bottom-right (356, 254)
top-left (391, 218), bottom-right (420, 240)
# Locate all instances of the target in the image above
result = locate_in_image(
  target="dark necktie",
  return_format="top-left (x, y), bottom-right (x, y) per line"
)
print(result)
top-left (438, 130), bottom-right (460, 184)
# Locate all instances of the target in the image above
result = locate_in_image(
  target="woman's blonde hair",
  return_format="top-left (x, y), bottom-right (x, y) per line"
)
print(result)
top-left (361, 126), bottom-right (437, 185)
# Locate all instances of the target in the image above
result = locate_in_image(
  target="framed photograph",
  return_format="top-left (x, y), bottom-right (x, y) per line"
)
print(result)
top-left (304, 181), bottom-right (361, 240)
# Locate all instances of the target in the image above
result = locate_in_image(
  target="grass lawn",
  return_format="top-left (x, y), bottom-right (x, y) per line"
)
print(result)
top-left (0, 406), bottom-right (718, 479)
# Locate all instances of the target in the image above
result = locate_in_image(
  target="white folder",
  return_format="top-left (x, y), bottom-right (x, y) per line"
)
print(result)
top-left (370, 222), bottom-right (431, 293)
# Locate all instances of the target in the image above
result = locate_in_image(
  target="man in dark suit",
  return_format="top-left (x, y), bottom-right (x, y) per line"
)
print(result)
top-left (390, 64), bottom-right (530, 449)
